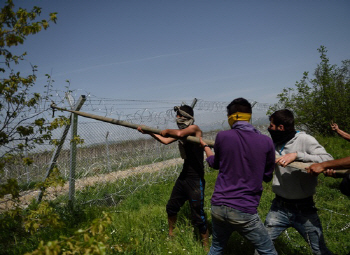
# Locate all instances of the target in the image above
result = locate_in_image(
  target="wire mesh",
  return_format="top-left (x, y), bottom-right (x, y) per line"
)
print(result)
top-left (0, 93), bottom-right (269, 208)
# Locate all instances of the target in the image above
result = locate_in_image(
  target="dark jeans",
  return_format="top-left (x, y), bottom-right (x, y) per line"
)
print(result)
top-left (265, 196), bottom-right (333, 255)
top-left (166, 177), bottom-right (207, 234)
top-left (208, 205), bottom-right (277, 255)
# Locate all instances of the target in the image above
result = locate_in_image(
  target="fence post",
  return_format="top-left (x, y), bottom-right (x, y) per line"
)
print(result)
top-left (67, 94), bottom-right (86, 209)
top-left (37, 95), bottom-right (86, 203)
top-left (191, 98), bottom-right (198, 109)
top-left (105, 131), bottom-right (111, 172)
top-left (251, 101), bottom-right (257, 124)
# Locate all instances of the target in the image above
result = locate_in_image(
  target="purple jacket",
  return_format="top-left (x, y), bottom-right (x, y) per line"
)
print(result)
top-left (206, 122), bottom-right (275, 214)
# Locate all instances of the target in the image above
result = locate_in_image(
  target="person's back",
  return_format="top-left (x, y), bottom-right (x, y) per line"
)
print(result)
top-left (201, 98), bottom-right (277, 255)
top-left (209, 125), bottom-right (275, 214)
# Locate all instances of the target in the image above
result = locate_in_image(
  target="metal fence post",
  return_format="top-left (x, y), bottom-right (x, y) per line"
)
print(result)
top-left (251, 101), bottom-right (257, 124)
top-left (66, 94), bottom-right (86, 209)
top-left (37, 95), bottom-right (86, 203)
top-left (191, 98), bottom-right (198, 109)
top-left (105, 131), bottom-right (111, 172)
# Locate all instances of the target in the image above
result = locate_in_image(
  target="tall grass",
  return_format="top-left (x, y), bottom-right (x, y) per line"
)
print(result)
top-left (105, 167), bottom-right (349, 255)
top-left (2, 135), bottom-right (350, 254)
top-left (105, 135), bottom-right (350, 254)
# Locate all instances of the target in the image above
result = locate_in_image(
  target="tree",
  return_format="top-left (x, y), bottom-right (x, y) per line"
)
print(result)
top-left (0, 1), bottom-right (66, 251)
top-left (0, 3), bottom-right (112, 254)
top-left (0, 0), bottom-right (62, 172)
top-left (268, 46), bottom-right (350, 136)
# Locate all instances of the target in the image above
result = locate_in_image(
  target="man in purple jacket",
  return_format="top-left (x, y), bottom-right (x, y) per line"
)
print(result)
top-left (200, 98), bottom-right (277, 255)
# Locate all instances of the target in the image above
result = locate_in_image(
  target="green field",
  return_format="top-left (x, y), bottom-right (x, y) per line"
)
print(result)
top-left (1, 135), bottom-right (349, 255)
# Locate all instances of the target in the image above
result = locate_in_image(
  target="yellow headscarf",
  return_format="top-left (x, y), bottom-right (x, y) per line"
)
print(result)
top-left (228, 112), bottom-right (252, 127)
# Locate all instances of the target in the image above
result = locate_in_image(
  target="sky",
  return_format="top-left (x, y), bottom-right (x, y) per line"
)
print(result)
top-left (7, 0), bottom-right (350, 105)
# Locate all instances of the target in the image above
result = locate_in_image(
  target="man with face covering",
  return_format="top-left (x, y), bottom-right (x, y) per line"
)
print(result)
top-left (265, 109), bottom-right (334, 255)
top-left (200, 98), bottom-right (277, 255)
top-left (137, 105), bottom-right (209, 249)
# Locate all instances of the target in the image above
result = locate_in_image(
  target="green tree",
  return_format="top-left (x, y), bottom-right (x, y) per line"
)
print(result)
top-left (0, 3), bottom-right (111, 254)
top-left (0, 1), bottom-right (67, 252)
top-left (0, 0), bottom-right (65, 172)
top-left (268, 46), bottom-right (350, 135)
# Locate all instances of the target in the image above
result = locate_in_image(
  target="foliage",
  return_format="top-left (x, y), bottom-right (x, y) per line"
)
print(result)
top-left (26, 212), bottom-right (112, 255)
top-left (268, 46), bottom-right (350, 135)
top-left (0, 165), bottom-right (65, 254)
top-left (0, 1), bottom-right (71, 249)
top-left (24, 201), bottom-right (64, 235)
top-left (0, 0), bottom-right (68, 170)
top-left (34, 167), bottom-right (65, 192)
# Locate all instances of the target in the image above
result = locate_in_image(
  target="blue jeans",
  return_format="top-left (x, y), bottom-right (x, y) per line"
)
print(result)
top-left (208, 205), bottom-right (277, 255)
top-left (264, 197), bottom-right (333, 255)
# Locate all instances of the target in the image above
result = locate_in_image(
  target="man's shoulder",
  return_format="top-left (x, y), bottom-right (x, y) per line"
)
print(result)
top-left (183, 124), bottom-right (201, 134)
top-left (293, 131), bottom-right (317, 142)
top-left (216, 129), bottom-right (234, 136)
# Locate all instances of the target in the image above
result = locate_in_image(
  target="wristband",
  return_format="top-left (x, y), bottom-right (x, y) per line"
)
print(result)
top-left (203, 145), bottom-right (209, 148)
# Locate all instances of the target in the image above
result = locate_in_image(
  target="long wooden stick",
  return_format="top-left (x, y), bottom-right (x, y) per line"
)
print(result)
top-left (51, 103), bottom-right (349, 176)
top-left (51, 104), bottom-right (215, 147)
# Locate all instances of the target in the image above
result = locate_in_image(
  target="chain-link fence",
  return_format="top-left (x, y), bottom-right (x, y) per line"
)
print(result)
top-left (0, 95), bottom-right (271, 210)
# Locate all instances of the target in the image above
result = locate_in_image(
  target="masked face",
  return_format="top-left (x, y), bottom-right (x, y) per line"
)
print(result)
top-left (267, 121), bottom-right (296, 144)
top-left (176, 115), bottom-right (194, 129)
top-left (174, 106), bottom-right (194, 129)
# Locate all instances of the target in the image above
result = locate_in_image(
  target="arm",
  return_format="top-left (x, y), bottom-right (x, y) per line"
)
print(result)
top-left (160, 124), bottom-right (202, 139)
top-left (200, 137), bottom-right (214, 157)
top-left (276, 152), bottom-right (297, 167)
top-left (264, 140), bottom-right (276, 183)
top-left (296, 134), bottom-right (333, 163)
top-left (277, 134), bottom-right (333, 166)
top-left (157, 124), bottom-right (202, 144)
top-left (307, 156), bottom-right (350, 175)
top-left (200, 134), bottom-right (220, 169)
top-left (137, 126), bottom-right (176, 145)
top-left (331, 122), bottom-right (350, 142)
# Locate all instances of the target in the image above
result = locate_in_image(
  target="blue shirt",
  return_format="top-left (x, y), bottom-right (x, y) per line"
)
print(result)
top-left (206, 121), bottom-right (275, 214)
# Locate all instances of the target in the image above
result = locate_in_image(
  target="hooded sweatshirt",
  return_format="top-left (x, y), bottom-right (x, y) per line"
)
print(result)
top-left (272, 131), bottom-right (333, 199)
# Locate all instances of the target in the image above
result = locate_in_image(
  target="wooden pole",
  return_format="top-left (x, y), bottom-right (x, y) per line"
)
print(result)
top-left (276, 156), bottom-right (350, 176)
top-left (51, 104), bottom-right (215, 147)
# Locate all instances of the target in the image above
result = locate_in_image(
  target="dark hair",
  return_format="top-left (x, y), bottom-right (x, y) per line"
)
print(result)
top-left (269, 109), bottom-right (295, 132)
top-left (226, 97), bottom-right (252, 116)
top-left (177, 105), bottom-right (194, 117)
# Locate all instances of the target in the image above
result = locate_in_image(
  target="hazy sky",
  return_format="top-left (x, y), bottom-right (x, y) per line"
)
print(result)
top-left (9, 0), bottom-right (350, 104)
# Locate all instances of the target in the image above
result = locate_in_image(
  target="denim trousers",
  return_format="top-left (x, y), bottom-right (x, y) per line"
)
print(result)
top-left (264, 198), bottom-right (333, 255)
top-left (208, 205), bottom-right (277, 255)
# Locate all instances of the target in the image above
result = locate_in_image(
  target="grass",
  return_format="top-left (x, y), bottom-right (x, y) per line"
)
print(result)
top-left (3, 168), bottom-right (350, 255)
top-left (104, 167), bottom-right (350, 255)
top-left (2, 135), bottom-right (350, 254)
